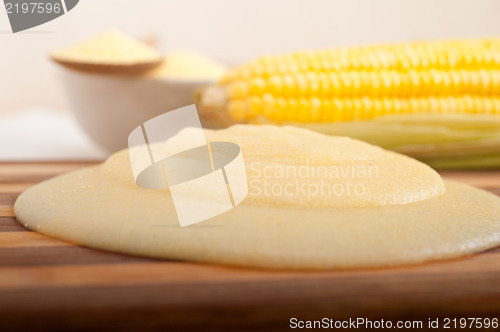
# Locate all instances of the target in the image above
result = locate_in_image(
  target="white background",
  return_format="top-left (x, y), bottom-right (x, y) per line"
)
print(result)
top-left (1, 0), bottom-right (500, 113)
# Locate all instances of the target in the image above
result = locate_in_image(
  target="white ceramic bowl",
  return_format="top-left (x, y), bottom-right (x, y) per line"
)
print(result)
top-left (56, 66), bottom-right (215, 153)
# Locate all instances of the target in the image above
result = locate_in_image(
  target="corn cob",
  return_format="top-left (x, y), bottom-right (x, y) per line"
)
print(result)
top-left (198, 39), bottom-right (500, 169)
top-left (200, 39), bottom-right (500, 124)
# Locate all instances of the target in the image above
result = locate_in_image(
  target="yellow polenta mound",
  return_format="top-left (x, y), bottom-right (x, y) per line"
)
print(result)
top-left (50, 30), bottom-right (162, 73)
top-left (14, 125), bottom-right (500, 269)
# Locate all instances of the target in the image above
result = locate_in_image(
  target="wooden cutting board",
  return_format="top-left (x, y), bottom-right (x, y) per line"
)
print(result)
top-left (1, 162), bottom-right (500, 331)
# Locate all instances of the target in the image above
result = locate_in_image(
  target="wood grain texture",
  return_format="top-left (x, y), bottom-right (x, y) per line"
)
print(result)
top-left (0, 183), bottom-right (37, 194)
top-left (0, 217), bottom-right (28, 232)
top-left (0, 232), bottom-right (72, 249)
top-left (0, 161), bottom-right (499, 331)
top-left (0, 206), bottom-right (14, 217)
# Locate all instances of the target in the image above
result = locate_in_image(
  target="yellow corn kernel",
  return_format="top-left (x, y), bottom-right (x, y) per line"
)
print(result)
top-left (262, 94), bottom-right (275, 118)
top-left (274, 97), bottom-right (288, 121)
top-left (249, 78), bottom-right (266, 95)
top-left (248, 95), bottom-right (264, 115)
top-left (227, 81), bottom-right (249, 99)
top-left (227, 100), bottom-right (248, 121)
top-left (285, 98), bottom-right (299, 121)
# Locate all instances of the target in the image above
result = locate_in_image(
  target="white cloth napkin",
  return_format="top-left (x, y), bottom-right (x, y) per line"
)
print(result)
top-left (0, 108), bottom-right (108, 160)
